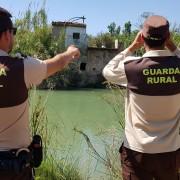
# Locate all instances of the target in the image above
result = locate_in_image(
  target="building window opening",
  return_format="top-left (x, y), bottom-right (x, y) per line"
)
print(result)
top-left (73, 33), bottom-right (80, 39)
top-left (92, 67), bottom-right (96, 71)
top-left (80, 63), bottom-right (86, 71)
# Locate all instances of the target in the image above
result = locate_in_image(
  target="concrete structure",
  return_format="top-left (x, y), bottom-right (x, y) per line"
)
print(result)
top-left (52, 21), bottom-right (87, 50)
top-left (52, 21), bottom-right (121, 87)
top-left (79, 47), bottom-right (119, 87)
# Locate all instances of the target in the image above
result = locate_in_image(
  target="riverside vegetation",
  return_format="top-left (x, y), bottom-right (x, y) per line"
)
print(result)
top-left (11, 2), bottom-right (180, 180)
top-left (30, 87), bottom-right (125, 180)
top-left (29, 89), bottom-right (83, 180)
top-left (12, 5), bottom-right (180, 89)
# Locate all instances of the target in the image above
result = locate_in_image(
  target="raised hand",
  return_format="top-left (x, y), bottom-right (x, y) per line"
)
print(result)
top-left (165, 36), bottom-right (177, 52)
top-left (128, 31), bottom-right (144, 52)
top-left (66, 45), bottom-right (80, 60)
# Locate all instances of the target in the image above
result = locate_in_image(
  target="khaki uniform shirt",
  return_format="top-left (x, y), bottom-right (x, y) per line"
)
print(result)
top-left (0, 50), bottom-right (47, 150)
top-left (103, 48), bottom-right (180, 153)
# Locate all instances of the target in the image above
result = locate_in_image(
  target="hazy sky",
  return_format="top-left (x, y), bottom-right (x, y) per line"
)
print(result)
top-left (0, 0), bottom-right (179, 35)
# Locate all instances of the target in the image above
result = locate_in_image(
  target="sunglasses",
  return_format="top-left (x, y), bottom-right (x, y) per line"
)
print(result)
top-left (9, 27), bottom-right (17, 35)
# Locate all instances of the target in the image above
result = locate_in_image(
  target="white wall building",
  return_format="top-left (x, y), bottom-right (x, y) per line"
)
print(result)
top-left (52, 21), bottom-right (87, 50)
top-left (51, 20), bottom-right (120, 87)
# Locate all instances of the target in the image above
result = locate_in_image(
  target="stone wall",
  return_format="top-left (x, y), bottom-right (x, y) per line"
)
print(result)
top-left (52, 22), bottom-right (121, 88)
top-left (75, 47), bottom-right (120, 87)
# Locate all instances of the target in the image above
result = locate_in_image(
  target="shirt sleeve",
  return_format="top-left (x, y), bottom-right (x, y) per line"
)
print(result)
top-left (24, 57), bottom-right (47, 88)
top-left (102, 48), bottom-right (132, 86)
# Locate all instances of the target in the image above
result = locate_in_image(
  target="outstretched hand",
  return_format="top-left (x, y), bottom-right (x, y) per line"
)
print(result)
top-left (45, 45), bottom-right (80, 78)
top-left (66, 45), bottom-right (80, 60)
top-left (128, 31), bottom-right (144, 53)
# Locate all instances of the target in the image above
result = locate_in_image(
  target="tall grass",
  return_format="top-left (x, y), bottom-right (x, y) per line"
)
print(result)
top-left (74, 84), bottom-right (125, 180)
top-left (12, 3), bottom-right (90, 178)
top-left (29, 88), bottom-right (49, 158)
top-left (74, 128), bottom-right (123, 180)
top-left (30, 87), bottom-right (125, 180)
top-left (29, 89), bottom-right (83, 180)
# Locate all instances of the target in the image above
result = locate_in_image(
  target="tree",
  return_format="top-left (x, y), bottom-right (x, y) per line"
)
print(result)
top-left (93, 33), bottom-right (115, 48)
top-left (108, 22), bottom-right (116, 34)
top-left (123, 21), bottom-right (131, 35)
top-left (116, 26), bottom-right (121, 35)
top-left (107, 22), bottom-right (121, 36)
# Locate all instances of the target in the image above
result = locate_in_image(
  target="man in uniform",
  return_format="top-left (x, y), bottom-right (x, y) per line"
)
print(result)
top-left (103, 15), bottom-right (180, 180)
top-left (0, 7), bottom-right (80, 179)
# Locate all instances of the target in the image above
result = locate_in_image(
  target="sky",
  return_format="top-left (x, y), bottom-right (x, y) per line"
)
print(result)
top-left (0, 0), bottom-right (180, 35)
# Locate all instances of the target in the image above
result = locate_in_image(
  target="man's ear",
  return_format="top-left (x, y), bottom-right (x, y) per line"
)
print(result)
top-left (165, 32), bottom-right (170, 44)
top-left (3, 30), bottom-right (10, 41)
top-left (3, 30), bottom-right (8, 38)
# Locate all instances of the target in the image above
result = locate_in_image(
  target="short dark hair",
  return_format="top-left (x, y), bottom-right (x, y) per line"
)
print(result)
top-left (0, 7), bottom-right (12, 17)
top-left (142, 15), bottom-right (169, 39)
top-left (142, 15), bottom-right (169, 48)
top-left (0, 7), bottom-right (13, 38)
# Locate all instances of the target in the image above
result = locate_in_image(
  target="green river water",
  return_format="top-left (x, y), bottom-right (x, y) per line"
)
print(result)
top-left (32, 89), bottom-right (124, 179)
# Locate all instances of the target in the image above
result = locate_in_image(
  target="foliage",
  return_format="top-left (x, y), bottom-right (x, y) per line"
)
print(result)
top-left (87, 34), bottom-right (97, 47)
top-left (74, 127), bottom-right (123, 180)
top-left (12, 6), bottom-right (65, 59)
top-left (30, 89), bottom-right (83, 180)
top-left (29, 89), bottom-right (49, 158)
top-left (171, 30), bottom-right (180, 48)
top-left (35, 157), bottom-right (82, 180)
top-left (12, 6), bottom-right (180, 89)
top-left (107, 22), bottom-right (121, 36)
top-left (74, 84), bottom-right (126, 179)
top-left (88, 32), bottom-right (116, 48)
top-left (12, 4), bottom-right (70, 90)
top-left (122, 21), bottom-right (132, 36)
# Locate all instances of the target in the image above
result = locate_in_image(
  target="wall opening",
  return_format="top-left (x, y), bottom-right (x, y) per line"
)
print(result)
top-left (73, 32), bottom-right (80, 39)
top-left (80, 63), bottom-right (87, 71)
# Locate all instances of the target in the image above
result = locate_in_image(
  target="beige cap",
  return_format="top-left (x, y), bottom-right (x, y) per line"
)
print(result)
top-left (142, 15), bottom-right (169, 40)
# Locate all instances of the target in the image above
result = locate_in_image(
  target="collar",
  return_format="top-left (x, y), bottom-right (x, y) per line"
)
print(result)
top-left (0, 49), bottom-right (9, 56)
top-left (142, 50), bottom-right (175, 58)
